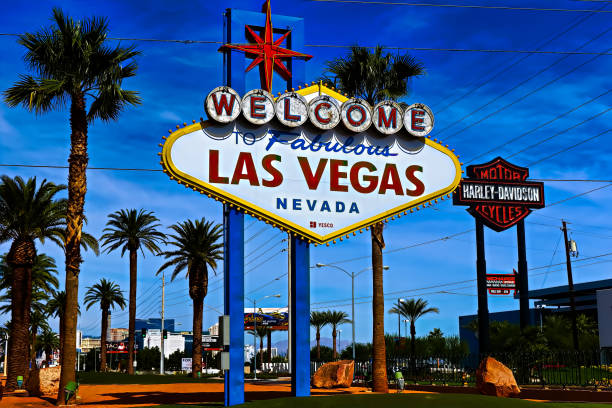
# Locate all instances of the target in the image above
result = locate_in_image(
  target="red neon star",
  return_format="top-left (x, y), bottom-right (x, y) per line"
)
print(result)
top-left (218, 0), bottom-right (312, 92)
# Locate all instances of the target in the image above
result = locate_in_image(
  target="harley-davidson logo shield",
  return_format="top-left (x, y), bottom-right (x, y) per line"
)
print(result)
top-left (453, 157), bottom-right (545, 232)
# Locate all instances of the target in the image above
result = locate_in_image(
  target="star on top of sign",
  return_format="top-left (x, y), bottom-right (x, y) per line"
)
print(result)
top-left (218, 0), bottom-right (312, 92)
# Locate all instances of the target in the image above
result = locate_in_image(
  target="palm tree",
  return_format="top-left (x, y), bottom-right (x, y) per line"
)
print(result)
top-left (47, 291), bottom-right (81, 367)
top-left (100, 209), bottom-right (165, 374)
top-left (84, 279), bottom-right (126, 372)
top-left (36, 329), bottom-right (60, 367)
top-left (248, 327), bottom-right (269, 368)
top-left (323, 45), bottom-right (424, 392)
top-left (4, 8), bottom-right (141, 400)
top-left (0, 176), bottom-right (65, 391)
top-left (310, 311), bottom-right (329, 361)
top-left (389, 298), bottom-right (439, 357)
top-left (324, 311), bottom-right (351, 360)
top-left (157, 219), bottom-right (223, 378)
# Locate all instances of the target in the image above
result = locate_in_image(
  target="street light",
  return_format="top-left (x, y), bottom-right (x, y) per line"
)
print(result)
top-left (403, 319), bottom-right (409, 340)
top-left (245, 294), bottom-right (281, 380)
top-left (314, 264), bottom-right (390, 361)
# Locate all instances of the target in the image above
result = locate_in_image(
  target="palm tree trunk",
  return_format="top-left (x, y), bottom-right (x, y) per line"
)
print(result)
top-left (127, 248), bottom-right (137, 375)
top-left (371, 223), bottom-right (388, 393)
top-left (100, 307), bottom-right (109, 372)
top-left (410, 322), bottom-right (416, 357)
top-left (6, 238), bottom-right (35, 391)
top-left (58, 315), bottom-right (64, 367)
top-left (192, 296), bottom-right (203, 377)
top-left (267, 330), bottom-right (272, 364)
top-left (31, 326), bottom-right (38, 370)
top-left (259, 336), bottom-right (264, 368)
top-left (332, 327), bottom-right (337, 360)
top-left (59, 93), bottom-right (87, 405)
top-left (316, 329), bottom-right (321, 360)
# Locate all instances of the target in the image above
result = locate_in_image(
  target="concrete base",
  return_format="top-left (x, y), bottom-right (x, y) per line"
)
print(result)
top-left (3, 389), bottom-right (30, 397)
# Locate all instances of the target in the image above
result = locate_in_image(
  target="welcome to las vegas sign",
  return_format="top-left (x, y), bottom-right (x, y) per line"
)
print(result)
top-left (160, 83), bottom-right (462, 245)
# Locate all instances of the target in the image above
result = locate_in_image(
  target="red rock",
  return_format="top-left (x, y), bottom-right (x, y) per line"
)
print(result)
top-left (312, 360), bottom-right (355, 388)
top-left (476, 357), bottom-right (521, 397)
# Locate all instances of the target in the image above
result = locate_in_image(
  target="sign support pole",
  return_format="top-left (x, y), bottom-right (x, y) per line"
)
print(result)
top-left (475, 219), bottom-right (490, 355)
top-left (224, 205), bottom-right (244, 406)
top-left (290, 234), bottom-right (310, 397)
top-left (517, 220), bottom-right (530, 329)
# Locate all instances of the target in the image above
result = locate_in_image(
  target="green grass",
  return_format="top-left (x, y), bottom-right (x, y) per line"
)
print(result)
top-left (147, 393), bottom-right (612, 408)
top-left (77, 371), bottom-right (224, 385)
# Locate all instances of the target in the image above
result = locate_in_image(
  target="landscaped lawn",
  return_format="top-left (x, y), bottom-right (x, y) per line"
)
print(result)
top-left (149, 393), bottom-right (612, 408)
top-left (77, 371), bottom-right (224, 384)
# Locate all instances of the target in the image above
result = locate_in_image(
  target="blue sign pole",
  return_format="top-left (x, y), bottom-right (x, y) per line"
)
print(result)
top-left (223, 9), bottom-right (245, 406)
top-left (290, 235), bottom-right (310, 397)
top-left (223, 206), bottom-right (244, 406)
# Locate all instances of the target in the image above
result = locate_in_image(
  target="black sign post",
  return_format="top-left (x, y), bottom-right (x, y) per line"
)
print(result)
top-left (454, 157), bottom-right (545, 352)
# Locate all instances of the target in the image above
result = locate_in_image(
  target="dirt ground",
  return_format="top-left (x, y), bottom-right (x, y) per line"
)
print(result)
top-left (2, 382), bottom-right (430, 407)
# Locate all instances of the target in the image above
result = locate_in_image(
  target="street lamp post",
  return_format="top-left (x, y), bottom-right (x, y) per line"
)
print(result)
top-left (315, 264), bottom-right (389, 361)
top-left (246, 294), bottom-right (281, 380)
top-left (403, 319), bottom-right (409, 340)
top-left (397, 299), bottom-right (405, 341)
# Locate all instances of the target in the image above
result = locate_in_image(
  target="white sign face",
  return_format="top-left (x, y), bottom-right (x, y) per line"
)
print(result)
top-left (181, 357), bottom-right (192, 371)
top-left (162, 85), bottom-right (461, 244)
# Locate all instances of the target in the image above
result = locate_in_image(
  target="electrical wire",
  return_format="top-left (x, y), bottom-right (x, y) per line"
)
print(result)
top-left (1, 32), bottom-right (611, 55)
top-left (526, 128), bottom-right (611, 166)
top-left (466, 89), bottom-right (612, 163)
top-left (436, 27), bottom-right (612, 138)
top-left (434, 2), bottom-right (607, 113)
top-left (311, 0), bottom-right (612, 13)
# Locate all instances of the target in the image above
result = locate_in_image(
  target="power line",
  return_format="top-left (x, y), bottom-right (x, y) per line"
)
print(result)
top-left (311, 0), bottom-right (612, 13)
top-left (508, 109), bottom-right (611, 159)
top-left (547, 183), bottom-right (612, 207)
top-left (437, 27), bottom-right (612, 139)
top-left (466, 89), bottom-right (612, 163)
top-left (527, 128), bottom-right (611, 166)
top-left (444, 45), bottom-right (612, 141)
top-left (434, 2), bottom-right (607, 113)
top-left (1, 32), bottom-right (611, 55)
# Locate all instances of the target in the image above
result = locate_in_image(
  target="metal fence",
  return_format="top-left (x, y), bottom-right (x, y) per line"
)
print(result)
top-left (311, 350), bottom-right (612, 388)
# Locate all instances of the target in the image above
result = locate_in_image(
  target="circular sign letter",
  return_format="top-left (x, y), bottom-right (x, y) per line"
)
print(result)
top-left (205, 86), bottom-right (241, 123)
top-left (241, 89), bottom-right (275, 125)
top-left (373, 101), bottom-right (403, 135)
top-left (403, 103), bottom-right (434, 137)
top-left (275, 92), bottom-right (308, 127)
top-left (341, 98), bottom-right (372, 132)
top-left (308, 95), bottom-right (341, 130)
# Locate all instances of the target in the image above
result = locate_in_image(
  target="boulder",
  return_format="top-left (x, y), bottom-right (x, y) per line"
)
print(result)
top-left (312, 360), bottom-right (354, 388)
top-left (476, 357), bottom-right (520, 397)
top-left (27, 366), bottom-right (61, 396)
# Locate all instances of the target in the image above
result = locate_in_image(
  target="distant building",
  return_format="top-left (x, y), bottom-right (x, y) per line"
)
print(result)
top-left (80, 337), bottom-right (101, 353)
top-left (208, 322), bottom-right (219, 336)
top-left (143, 329), bottom-right (185, 358)
top-left (110, 328), bottom-right (129, 342)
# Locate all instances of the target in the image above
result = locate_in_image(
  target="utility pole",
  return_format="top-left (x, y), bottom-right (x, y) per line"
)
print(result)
top-left (160, 272), bottom-right (165, 374)
top-left (562, 220), bottom-right (579, 351)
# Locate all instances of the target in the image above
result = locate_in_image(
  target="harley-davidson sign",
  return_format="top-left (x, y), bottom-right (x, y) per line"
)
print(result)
top-left (453, 157), bottom-right (544, 231)
top-left (160, 83), bottom-right (461, 244)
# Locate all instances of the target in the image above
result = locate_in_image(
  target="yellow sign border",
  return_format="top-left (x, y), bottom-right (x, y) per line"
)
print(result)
top-left (160, 85), bottom-right (463, 245)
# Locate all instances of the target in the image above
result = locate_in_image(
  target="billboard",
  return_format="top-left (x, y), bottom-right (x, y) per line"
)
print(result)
top-left (244, 307), bottom-right (288, 330)
top-left (486, 272), bottom-right (517, 295)
top-left (160, 84), bottom-right (461, 244)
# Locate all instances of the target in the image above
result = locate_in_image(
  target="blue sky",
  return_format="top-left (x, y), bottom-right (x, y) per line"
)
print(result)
top-left (1, 0), bottom-right (611, 349)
